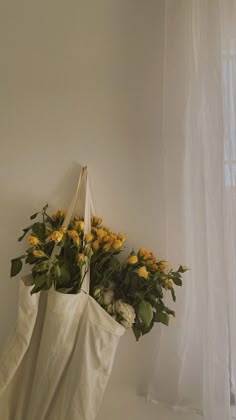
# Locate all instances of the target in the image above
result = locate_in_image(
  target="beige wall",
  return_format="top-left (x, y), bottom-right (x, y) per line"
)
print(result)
top-left (0, 1), bottom-right (197, 419)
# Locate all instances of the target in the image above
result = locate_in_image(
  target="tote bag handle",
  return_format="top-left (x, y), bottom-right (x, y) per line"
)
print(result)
top-left (51, 166), bottom-right (95, 257)
top-left (51, 166), bottom-right (95, 293)
top-left (63, 166), bottom-right (95, 230)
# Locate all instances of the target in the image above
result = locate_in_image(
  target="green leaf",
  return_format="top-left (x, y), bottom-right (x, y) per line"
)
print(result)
top-left (30, 273), bottom-right (49, 295)
top-left (171, 288), bottom-right (176, 302)
top-left (10, 258), bottom-right (23, 277)
top-left (18, 225), bottom-right (33, 242)
top-left (30, 284), bottom-right (42, 295)
top-left (30, 212), bottom-right (39, 220)
top-left (155, 311), bottom-right (169, 326)
top-left (137, 300), bottom-right (153, 328)
top-left (155, 300), bottom-right (165, 311)
top-left (173, 271), bottom-right (182, 278)
top-left (140, 318), bottom-right (155, 336)
top-left (25, 254), bottom-right (39, 264)
top-left (60, 264), bottom-right (71, 283)
top-left (163, 305), bottom-right (175, 317)
top-left (146, 293), bottom-right (157, 305)
top-left (32, 223), bottom-right (46, 241)
top-left (32, 261), bottom-right (49, 273)
top-left (42, 204), bottom-right (49, 212)
top-left (132, 325), bottom-right (142, 341)
top-left (46, 215), bottom-right (54, 225)
top-left (172, 276), bottom-right (182, 287)
top-left (155, 283), bottom-right (164, 298)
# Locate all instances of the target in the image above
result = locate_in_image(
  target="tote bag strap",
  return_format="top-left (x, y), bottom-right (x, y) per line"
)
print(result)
top-left (63, 166), bottom-right (86, 229)
top-left (69, 166), bottom-right (95, 230)
top-left (49, 167), bottom-right (85, 261)
top-left (81, 167), bottom-right (94, 293)
top-left (51, 166), bottom-right (95, 293)
top-left (51, 166), bottom-right (95, 254)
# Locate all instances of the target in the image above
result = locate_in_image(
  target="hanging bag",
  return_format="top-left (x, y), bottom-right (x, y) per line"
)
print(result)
top-left (0, 167), bottom-right (125, 420)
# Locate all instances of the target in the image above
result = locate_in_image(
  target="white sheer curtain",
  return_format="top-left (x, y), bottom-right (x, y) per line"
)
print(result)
top-left (147, 1), bottom-right (236, 419)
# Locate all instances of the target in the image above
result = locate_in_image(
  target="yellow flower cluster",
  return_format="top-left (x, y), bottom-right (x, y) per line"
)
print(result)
top-left (26, 208), bottom-right (184, 286)
top-left (91, 218), bottom-right (125, 253)
top-left (126, 247), bottom-right (173, 281)
top-left (51, 210), bottom-right (66, 220)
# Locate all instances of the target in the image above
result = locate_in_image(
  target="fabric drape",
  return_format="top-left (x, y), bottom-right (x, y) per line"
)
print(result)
top-left (147, 1), bottom-right (236, 419)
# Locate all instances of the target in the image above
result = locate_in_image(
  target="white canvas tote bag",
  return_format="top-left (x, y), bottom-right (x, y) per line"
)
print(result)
top-left (0, 167), bottom-right (125, 420)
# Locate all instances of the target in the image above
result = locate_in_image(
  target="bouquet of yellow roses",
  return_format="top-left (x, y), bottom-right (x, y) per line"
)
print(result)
top-left (11, 206), bottom-right (187, 340)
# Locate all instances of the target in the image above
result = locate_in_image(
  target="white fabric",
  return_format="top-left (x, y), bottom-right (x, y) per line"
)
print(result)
top-left (146, 1), bottom-right (236, 420)
top-left (0, 168), bottom-right (125, 420)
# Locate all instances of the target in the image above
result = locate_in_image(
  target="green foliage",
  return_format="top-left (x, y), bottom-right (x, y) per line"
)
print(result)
top-left (137, 300), bottom-right (153, 327)
top-left (154, 311), bottom-right (170, 326)
top-left (11, 204), bottom-right (91, 295)
top-left (11, 258), bottom-right (23, 277)
top-left (171, 288), bottom-right (176, 302)
top-left (31, 273), bottom-right (52, 295)
top-left (32, 223), bottom-right (46, 241)
top-left (169, 271), bottom-right (183, 286)
top-left (30, 212), bottom-right (40, 220)
top-left (132, 325), bottom-right (142, 341)
top-left (18, 226), bottom-right (33, 242)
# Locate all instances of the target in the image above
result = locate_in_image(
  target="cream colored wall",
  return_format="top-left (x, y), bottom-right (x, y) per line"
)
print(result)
top-left (0, 1), bottom-right (199, 419)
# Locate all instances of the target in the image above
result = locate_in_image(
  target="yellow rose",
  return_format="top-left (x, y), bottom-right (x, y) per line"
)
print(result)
top-left (127, 255), bottom-right (138, 265)
top-left (27, 235), bottom-right (39, 246)
top-left (103, 234), bottom-right (111, 243)
top-left (97, 229), bottom-right (106, 239)
top-left (159, 261), bottom-right (168, 271)
top-left (76, 253), bottom-right (85, 264)
top-left (51, 230), bottom-right (64, 243)
top-left (85, 233), bottom-right (93, 244)
top-left (146, 258), bottom-right (155, 266)
top-left (92, 240), bottom-right (100, 251)
top-left (118, 233), bottom-right (126, 242)
top-left (165, 279), bottom-right (173, 289)
top-left (67, 230), bottom-right (80, 246)
top-left (149, 263), bottom-right (158, 272)
top-left (103, 226), bottom-right (110, 233)
top-left (136, 266), bottom-right (149, 280)
top-left (138, 248), bottom-right (151, 260)
top-left (103, 242), bottom-right (112, 252)
top-left (112, 239), bottom-right (123, 250)
top-left (68, 230), bottom-right (78, 239)
top-left (59, 226), bottom-right (67, 233)
top-left (33, 250), bottom-right (46, 258)
top-left (85, 246), bottom-right (93, 257)
top-left (79, 220), bottom-right (85, 231)
top-left (109, 233), bottom-right (117, 242)
top-left (92, 216), bottom-right (103, 226)
top-left (74, 220), bottom-right (85, 232)
top-left (179, 265), bottom-right (188, 272)
top-left (52, 210), bottom-right (66, 220)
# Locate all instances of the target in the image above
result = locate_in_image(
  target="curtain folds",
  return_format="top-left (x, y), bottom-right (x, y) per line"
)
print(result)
top-left (147, 1), bottom-right (236, 419)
